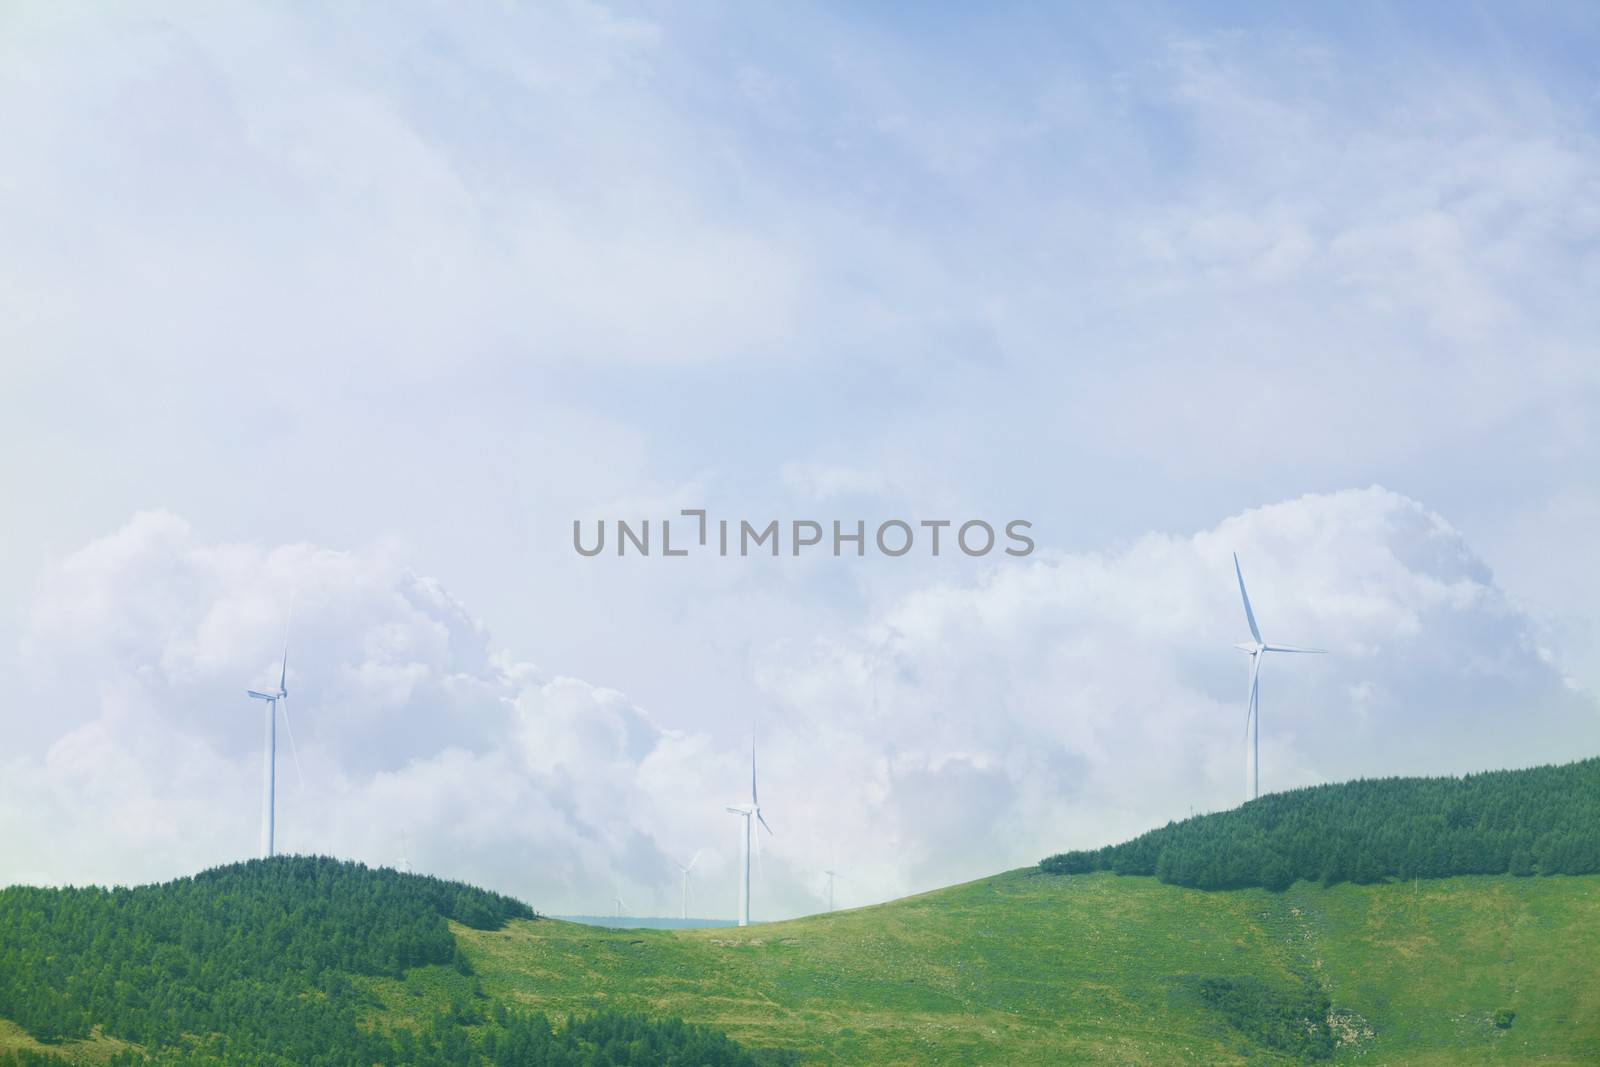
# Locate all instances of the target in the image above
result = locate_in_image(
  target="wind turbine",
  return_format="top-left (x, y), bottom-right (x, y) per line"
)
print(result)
top-left (246, 598), bottom-right (303, 859)
top-left (823, 868), bottom-right (840, 912)
top-left (1233, 553), bottom-right (1325, 801)
top-left (612, 881), bottom-right (627, 921)
top-left (724, 741), bottom-right (773, 927)
top-left (675, 851), bottom-right (702, 921)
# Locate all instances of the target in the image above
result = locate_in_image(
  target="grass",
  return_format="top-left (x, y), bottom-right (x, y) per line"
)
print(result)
top-left (457, 870), bottom-right (1600, 1065)
top-left (0, 1018), bottom-right (133, 1064)
top-left (5, 865), bottom-right (1594, 1063)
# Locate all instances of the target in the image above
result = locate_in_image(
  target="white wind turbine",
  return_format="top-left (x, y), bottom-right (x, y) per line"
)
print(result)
top-left (823, 867), bottom-right (840, 912)
top-left (724, 741), bottom-right (773, 927)
top-left (612, 881), bottom-right (627, 920)
top-left (675, 851), bottom-right (702, 921)
top-left (246, 598), bottom-right (304, 859)
top-left (1233, 554), bottom-right (1325, 802)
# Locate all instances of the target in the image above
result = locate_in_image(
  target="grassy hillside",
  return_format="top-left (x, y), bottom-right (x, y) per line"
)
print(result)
top-left (457, 759), bottom-right (1600, 1063)
top-left (5, 759), bottom-right (1600, 1063)
top-left (5, 867), bottom-right (1598, 1066)
top-left (459, 870), bottom-right (1600, 1066)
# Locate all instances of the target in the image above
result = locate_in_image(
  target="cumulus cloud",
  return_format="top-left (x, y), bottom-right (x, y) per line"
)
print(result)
top-left (5, 490), bottom-right (1593, 917)
top-left (5, 512), bottom-right (719, 912)
top-left (750, 486), bottom-right (1599, 902)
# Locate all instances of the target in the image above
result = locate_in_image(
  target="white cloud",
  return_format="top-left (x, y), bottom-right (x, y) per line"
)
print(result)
top-left (750, 486), bottom-right (1598, 900)
top-left (0, 4), bottom-right (1596, 920)
top-left (0, 3), bottom-right (813, 378)
top-left (5, 490), bottom-right (1593, 917)
top-left (2, 5), bottom-right (1597, 702)
top-left (5, 512), bottom-right (715, 912)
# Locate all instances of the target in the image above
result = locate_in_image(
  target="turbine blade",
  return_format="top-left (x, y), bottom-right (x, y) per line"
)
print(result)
top-left (757, 810), bottom-right (774, 836)
top-left (279, 589), bottom-right (297, 695)
top-left (751, 740), bottom-right (758, 806)
top-left (278, 697), bottom-right (306, 788)
top-left (1234, 553), bottom-right (1262, 643)
top-left (247, 690), bottom-right (276, 700)
top-left (687, 849), bottom-right (701, 872)
top-left (1263, 644), bottom-right (1327, 654)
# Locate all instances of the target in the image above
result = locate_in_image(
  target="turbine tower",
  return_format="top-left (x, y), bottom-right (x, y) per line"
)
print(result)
top-left (823, 868), bottom-right (839, 912)
top-left (724, 741), bottom-right (773, 927)
top-left (1233, 553), bottom-right (1325, 801)
top-left (675, 852), bottom-right (701, 921)
top-left (246, 600), bottom-right (302, 859)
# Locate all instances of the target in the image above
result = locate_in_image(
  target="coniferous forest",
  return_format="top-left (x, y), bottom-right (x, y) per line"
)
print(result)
top-left (0, 857), bottom-right (764, 1066)
top-left (1040, 756), bottom-right (1600, 889)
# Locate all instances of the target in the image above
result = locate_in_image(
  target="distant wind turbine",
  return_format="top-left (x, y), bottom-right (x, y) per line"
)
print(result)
top-left (675, 851), bottom-right (702, 921)
top-left (1233, 554), bottom-right (1325, 801)
top-left (246, 597), bottom-right (304, 858)
top-left (613, 881), bottom-right (627, 920)
top-left (724, 741), bottom-right (773, 927)
top-left (823, 868), bottom-right (840, 912)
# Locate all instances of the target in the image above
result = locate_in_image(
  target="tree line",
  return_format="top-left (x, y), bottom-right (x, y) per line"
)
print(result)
top-left (1040, 756), bottom-right (1600, 890)
top-left (0, 856), bottom-right (767, 1065)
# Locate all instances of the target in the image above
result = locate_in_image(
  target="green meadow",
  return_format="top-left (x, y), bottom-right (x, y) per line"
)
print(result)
top-left (458, 870), bottom-right (1600, 1065)
top-left (4, 865), bottom-right (1598, 1064)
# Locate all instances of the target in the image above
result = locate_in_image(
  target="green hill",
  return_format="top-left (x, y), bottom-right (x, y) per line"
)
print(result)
top-left (1041, 757), bottom-right (1600, 889)
top-left (457, 869), bottom-right (1600, 1065)
top-left (4, 760), bottom-right (1600, 1064)
top-left (0, 858), bottom-right (762, 1067)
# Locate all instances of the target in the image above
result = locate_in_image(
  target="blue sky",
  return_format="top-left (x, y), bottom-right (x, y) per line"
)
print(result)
top-left (1, 2), bottom-right (1597, 916)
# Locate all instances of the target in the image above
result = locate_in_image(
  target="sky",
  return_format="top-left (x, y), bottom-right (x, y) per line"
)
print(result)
top-left (1, 2), bottom-right (1598, 919)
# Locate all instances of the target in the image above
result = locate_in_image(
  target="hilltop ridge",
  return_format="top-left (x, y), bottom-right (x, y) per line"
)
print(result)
top-left (1041, 755), bottom-right (1600, 889)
